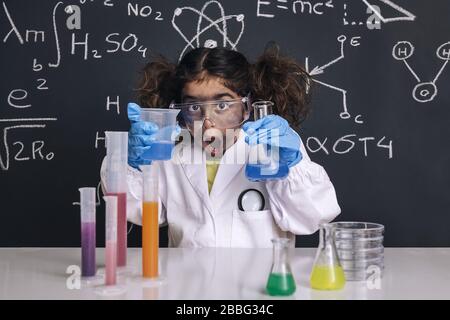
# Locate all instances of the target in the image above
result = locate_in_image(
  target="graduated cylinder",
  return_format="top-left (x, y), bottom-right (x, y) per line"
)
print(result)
top-left (141, 164), bottom-right (159, 278)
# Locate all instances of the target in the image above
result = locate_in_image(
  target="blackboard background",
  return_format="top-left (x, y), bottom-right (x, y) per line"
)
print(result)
top-left (1, 0), bottom-right (449, 247)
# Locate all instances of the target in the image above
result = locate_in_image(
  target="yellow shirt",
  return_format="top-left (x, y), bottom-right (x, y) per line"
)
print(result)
top-left (206, 160), bottom-right (220, 193)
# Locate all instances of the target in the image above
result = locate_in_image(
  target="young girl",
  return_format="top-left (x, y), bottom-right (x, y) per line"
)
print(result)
top-left (101, 45), bottom-right (341, 248)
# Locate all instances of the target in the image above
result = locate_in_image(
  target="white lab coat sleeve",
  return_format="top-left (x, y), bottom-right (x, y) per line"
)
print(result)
top-left (265, 138), bottom-right (341, 235)
top-left (100, 157), bottom-right (167, 226)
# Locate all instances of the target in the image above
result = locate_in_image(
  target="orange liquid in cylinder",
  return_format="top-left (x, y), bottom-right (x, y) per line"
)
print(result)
top-left (142, 201), bottom-right (159, 278)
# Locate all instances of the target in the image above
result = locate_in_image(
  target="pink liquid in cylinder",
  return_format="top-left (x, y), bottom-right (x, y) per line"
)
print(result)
top-left (105, 240), bottom-right (117, 286)
top-left (106, 192), bottom-right (127, 267)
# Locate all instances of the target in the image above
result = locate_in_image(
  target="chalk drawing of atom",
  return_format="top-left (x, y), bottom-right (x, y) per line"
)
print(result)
top-left (171, 0), bottom-right (245, 61)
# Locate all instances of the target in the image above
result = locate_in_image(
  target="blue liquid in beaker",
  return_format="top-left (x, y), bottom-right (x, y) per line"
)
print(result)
top-left (143, 141), bottom-right (175, 161)
top-left (245, 162), bottom-right (289, 181)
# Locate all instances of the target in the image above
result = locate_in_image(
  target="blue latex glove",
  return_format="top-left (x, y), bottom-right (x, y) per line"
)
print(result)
top-left (242, 115), bottom-right (302, 168)
top-left (127, 103), bottom-right (180, 169)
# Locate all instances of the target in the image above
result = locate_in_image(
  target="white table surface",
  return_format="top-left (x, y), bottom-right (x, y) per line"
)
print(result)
top-left (0, 248), bottom-right (449, 300)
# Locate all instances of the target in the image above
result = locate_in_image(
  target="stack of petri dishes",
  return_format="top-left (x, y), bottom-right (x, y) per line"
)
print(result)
top-left (330, 222), bottom-right (385, 281)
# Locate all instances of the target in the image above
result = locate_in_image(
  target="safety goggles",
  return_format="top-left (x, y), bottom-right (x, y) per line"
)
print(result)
top-left (169, 97), bottom-right (250, 130)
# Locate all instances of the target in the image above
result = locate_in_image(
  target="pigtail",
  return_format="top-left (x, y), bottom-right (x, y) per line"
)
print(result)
top-left (134, 54), bottom-right (177, 108)
top-left (251, 42), bottom-right (312, 130)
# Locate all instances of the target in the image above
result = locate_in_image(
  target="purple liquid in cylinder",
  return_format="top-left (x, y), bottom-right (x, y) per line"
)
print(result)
top-left (81, 222), bottom-right (96, 277)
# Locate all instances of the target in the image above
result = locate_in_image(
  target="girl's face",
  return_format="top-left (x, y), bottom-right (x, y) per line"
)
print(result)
top-left (181, 76), bottom-right (249, 158)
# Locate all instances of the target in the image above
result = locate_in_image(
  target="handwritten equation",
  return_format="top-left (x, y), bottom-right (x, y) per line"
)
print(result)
top-left (1, 0), bottom-right (448, 171)
top-left (1, 0), bottom-right (159, 171)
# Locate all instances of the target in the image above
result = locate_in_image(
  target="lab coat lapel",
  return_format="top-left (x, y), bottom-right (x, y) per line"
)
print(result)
top-left (177, 140), bottom-right (213, 214)
top-left (209, 130), bottom-right (248, 200)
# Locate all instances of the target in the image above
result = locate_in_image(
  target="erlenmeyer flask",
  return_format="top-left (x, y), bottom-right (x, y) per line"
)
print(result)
top-left (266, 238), bottom-right (296, 296)
top-left (310, 223), bottom-right (346, 290)
top-left (245, 101), bottom-right (289, 181)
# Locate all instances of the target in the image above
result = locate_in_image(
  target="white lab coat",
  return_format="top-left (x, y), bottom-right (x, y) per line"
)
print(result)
top-left (100, 130), bottom-right (341, 248)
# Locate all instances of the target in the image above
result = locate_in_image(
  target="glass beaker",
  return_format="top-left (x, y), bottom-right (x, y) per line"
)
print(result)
top-left (245, 101), bottom-right (289, 181)
top-left (266, 238), bottom-right (296, 296)
top-left (310, 223), bottom-right (346, 290)
top-left (140, 108), bottom-right (180, 161)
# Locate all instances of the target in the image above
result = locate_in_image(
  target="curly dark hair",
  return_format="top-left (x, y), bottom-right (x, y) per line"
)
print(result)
top-left (135, 44), bottom-right (312, 131)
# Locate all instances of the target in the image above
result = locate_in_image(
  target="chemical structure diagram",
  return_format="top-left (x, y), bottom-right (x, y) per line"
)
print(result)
top-left (392, 41), bottom-right (450, 103)
top-left (305, 35), bottom-right (362, 121)
top-left (171, 0), bottom-right (245, 62)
